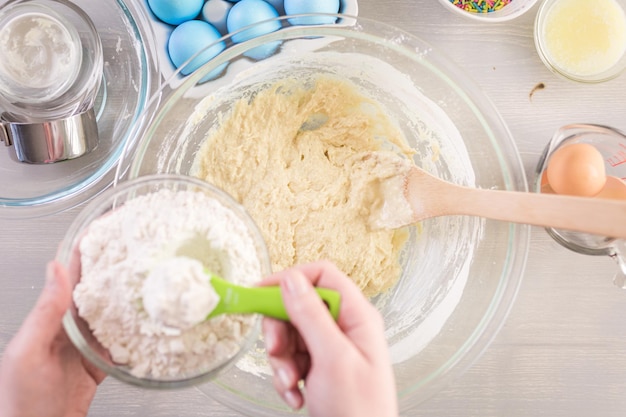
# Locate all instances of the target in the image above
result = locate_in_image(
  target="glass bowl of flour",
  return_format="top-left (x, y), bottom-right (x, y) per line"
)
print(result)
top-left (57, 174), bottom-right (272, 388)
top-left (118, 15), bottom-right (529, 412)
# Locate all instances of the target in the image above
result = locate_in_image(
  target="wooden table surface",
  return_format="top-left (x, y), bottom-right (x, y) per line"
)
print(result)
top-left (1, 1), bottom-right (626, 416)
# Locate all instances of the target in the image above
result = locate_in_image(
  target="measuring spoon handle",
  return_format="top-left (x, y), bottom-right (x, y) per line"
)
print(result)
top-left (246, 286), bottom-right (340, 321)
top-left (215, 281), bottom-right (341, 321)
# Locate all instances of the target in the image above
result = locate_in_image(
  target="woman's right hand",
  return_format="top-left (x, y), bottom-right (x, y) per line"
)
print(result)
top-left (261, 261), bottom-right (398, 417)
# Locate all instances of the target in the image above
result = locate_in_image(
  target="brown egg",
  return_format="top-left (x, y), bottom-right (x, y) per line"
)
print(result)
top-left (595, 176), bottom-right (626, 200)
top-left (546, 143), bottom-right (607, 197)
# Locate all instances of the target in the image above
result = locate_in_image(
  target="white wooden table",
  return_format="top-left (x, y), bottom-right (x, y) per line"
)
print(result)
top-left (2, 1), bottom-right (626, 416)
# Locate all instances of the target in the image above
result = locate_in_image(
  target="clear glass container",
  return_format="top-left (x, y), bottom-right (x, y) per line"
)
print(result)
top-left (57, 174), bottom-right (273, 388)
top-left (534, 0), bottom-right (626, 83)
top-left (117, 15), bottom-right (530, 413)
top-left (534, 124), bottom-right (626, 287)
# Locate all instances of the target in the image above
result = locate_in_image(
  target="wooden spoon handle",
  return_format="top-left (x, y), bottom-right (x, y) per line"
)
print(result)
top-left (452, 185), bottom-right (626, 238)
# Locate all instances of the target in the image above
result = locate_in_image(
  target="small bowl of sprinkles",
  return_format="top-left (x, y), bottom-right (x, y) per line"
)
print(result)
top-left (437, 0), bottom-right (539, 22)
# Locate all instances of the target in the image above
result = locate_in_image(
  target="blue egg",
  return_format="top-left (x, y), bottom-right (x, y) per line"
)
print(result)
top-left (264, 0), bottom-right (285, 15)
top-left (284, 0), bottom-right (340, 25)
top-left (201, 0), bottom-right (233, 35)
top-left (168, 20), bottom-right (226, 77)
top-left (227, 0), bottom-right (281, 43)
top-left (147, 0), bottom-right (204, 25)
top-left (243, 40), bottom-right (282, 60)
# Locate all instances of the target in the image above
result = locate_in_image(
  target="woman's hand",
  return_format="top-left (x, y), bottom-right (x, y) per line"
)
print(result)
top-left (0, 261), bottom-right (106, 417)
top-left (261, 260), bottom-right (398, 417)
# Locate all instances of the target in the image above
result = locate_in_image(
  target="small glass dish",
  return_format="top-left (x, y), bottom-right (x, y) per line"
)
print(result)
top-left (534, 124), bottom-right (626, 287)
top-left (436, 0), bottom-right (539, 22)
top-left (57, 174), bottom-right (272, 388)
top-left (534, 0), bottom-right (626, 83)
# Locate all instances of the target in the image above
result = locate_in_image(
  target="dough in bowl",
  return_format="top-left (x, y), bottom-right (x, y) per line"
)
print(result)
top-left (193, 76), bottom-right (414, 296)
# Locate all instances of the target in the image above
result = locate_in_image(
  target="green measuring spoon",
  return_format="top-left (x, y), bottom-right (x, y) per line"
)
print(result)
top-left (207, 274), bottom-right (341, 321)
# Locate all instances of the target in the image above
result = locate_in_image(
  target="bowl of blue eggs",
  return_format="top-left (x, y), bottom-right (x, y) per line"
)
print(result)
top-left (144, 0), bottom-right (359, 84)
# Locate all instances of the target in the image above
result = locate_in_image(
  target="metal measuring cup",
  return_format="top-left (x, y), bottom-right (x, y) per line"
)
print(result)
top-left (0, 0), bottom-right (103, 164)
top-left (534, 123), bottom-right (626, 288)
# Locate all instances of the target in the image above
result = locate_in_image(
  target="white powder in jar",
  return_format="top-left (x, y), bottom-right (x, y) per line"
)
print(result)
top-left (0, 11), bottom-right (82, 101)
top-left (73, 188), bottom-right (262, 379)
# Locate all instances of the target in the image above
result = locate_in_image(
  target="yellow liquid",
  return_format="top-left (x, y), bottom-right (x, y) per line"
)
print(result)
top-left (542, 0), bottom-right (626, 77)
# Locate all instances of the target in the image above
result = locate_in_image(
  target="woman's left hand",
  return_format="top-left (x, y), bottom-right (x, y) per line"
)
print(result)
top-left (0, 261), bottom-right (106, 417)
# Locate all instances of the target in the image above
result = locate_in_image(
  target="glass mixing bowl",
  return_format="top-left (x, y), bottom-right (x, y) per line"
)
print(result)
top-left (57, 174), bottom-right (272, 388)
top-left (117, 15), bottom-right (530, 413)
top-left (0, 0), bottom-right (160, 218)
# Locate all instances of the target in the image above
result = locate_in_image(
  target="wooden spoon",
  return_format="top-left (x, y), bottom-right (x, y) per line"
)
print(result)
top-left (369, 152), bottom-right (626, 238)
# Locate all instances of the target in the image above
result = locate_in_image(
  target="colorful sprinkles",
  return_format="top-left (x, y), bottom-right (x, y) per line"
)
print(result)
top-left (449, 0), bottom-right (512, 13)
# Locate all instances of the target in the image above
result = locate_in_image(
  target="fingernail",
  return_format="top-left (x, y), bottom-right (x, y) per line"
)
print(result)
top-left (264, 330), bottom-right (276, 353)
top-left (284, 389), bottom-right (300, 410)
top-left (277, 367), bottom-right (291, 389)
top-left (283, 271), bottom-right (309, 296)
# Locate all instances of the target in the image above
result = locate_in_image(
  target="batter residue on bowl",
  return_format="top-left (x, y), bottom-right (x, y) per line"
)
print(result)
top-left (193, 76), bottom-right (414, 296)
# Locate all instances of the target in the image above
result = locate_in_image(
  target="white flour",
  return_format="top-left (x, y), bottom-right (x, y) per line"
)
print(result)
top-left (74, 189), bottom-right (262, 379)
top-left (142, 256), bottom-right (220, 331)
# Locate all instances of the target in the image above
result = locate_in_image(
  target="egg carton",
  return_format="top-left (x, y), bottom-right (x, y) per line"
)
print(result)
top-left (142, 0), bottom-right (359, 87)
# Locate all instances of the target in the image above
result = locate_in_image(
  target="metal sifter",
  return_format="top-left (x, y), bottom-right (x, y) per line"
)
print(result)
top-left (0, 0), bottom-right (102, 163)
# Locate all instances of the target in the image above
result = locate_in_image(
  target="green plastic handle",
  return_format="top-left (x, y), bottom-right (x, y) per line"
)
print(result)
top-left (207, 275), bottom-right (341, 321)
